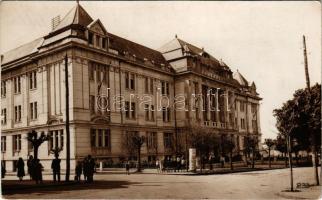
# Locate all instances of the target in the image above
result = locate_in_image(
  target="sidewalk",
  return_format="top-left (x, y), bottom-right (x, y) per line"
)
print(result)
top-left (276, 185), bottom-right (322, 199)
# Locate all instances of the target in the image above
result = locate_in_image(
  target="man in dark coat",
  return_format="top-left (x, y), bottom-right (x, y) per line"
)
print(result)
top-left (87, 155), bottom-right (95, 183)
top-left (51, 153), bottom-right (61, 182)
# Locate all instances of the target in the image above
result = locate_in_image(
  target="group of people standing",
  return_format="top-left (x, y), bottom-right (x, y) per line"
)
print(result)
top-left (156, 156), bottom-right (186, 173)
top-left (10, 154), bottom-right (96, 184)
top-left (75, 155), bottom-right (96, 183)
top-left (18, 156), bottom-right (44, 184)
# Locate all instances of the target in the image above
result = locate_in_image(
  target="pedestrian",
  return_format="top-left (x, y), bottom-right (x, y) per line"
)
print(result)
top-left (17, 157), bottom-right (25, 181)
top-left (125, 160), bottom-right (130, 175)
top-left (176, 156), bottom-right (181, 172)
top-left (51, 152), bottom-right (61, 182)
top-left (155, 159), bottom-right (160, 173)
top-left (83, 157), bottom-right (88, 182)
top-left (27, 155), bottom-right (34, 180)
top-left (87, 155), bottom-right (95, 183)
top-left (160, 159), bottom-right (164, 173)
top-left (181, 157), bottom-right (185, 172)
top-left (75, 161), bottom-right (82, 182)
top-left (220, 156), bottom-right (225, 168)
top-left (34, 159), bottom-right (43, 184)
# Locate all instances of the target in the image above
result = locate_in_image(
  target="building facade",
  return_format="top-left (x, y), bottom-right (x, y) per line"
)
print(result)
top-left (1, 3), bottom-right (261, 171)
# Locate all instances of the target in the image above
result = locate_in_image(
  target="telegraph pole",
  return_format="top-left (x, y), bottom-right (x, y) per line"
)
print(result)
top-left (65, 54), bottom-right (70, 181)
top-left (303, 35), bottom-right (319, 186)
top-left (303, 35), bottom-right (310, 89)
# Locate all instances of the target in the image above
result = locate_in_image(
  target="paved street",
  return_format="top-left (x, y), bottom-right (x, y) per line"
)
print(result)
top-left (2, 167), bottom-right (321, 199)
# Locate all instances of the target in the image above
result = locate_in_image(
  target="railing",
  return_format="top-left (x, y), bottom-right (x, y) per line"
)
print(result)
top-left (203, 121), bottom-right (237, 130)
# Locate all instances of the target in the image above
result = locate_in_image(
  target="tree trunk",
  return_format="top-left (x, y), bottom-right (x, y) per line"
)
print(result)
top-left (33, 145), bottom-right (39, 160)
top-left (252, 149), bottom-right (255, 169)
top-left (312, 144), bottom-right (320, 185)
top-left (230, 151), bottom-right (233, 170)
top-left (284, 152), bottom-right (288, 167)
top-left (268, 148), bottom-right (271, 168)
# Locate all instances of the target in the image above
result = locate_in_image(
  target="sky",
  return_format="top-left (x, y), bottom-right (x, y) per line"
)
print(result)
top-left (0, 1), bottom-right (321, 140)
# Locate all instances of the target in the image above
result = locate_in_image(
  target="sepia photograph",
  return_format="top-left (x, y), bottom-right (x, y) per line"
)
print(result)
top-left (0, 1), bottom-right (321, 199)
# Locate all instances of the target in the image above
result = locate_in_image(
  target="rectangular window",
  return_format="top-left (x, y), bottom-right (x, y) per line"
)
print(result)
top-left (88, 32), bottom-right (93, 45)
top-left (89, 62), bottom-right (95, 81)
top-left (125, 72), bottom-right (129, 89)
top-left (27, 133), bottom-right (33, 152)
top-left (145, 77), bottom-right (154, 94)
top-left (60, 130), bottom-right (64, 149)
top-left (145, 77), bottom-right (149, 93)
top-left (1, 108), bottom-right (7, 125)
top-left (90, 95), bottom-right (95, 114)
top-left (96, 35), bottom-right (100, 47)
top-left (30, 102), bottom-right (37, 120)
top-left (130, 74), bottom-right (135, 90)
top-left (150, 78), bottom-right (154, 94)
top-left (151, 105), bottom-right (155, 121)
top-left (125, 101), bottom-right (130, 118)
top-left (1, 136), bottom-right (6, 152)
top-left (125, 101), bottom-right (136, 119)
top-left (240, 101), bottom-right (244, 112)
top-left (1, 81), bottom-right (6, 97)
top-left (164, 132), bottom-right (173, 149)
top-left (161, 81), bottom-right (165, 95)
top-left (14, 76), bottom-right (21, 93)
top-left (162, 107), bottom-right (170, 122)
top-left (147, 132), bottom-right (157, 149)
top-left (104, 129), bottom-right (111, 148)
top-left (131, 102), bottom-right (136, 119)
top-left (13, 135), bottom-right (21, 152)
top-left (29, 71), bottom-right (37, 89)
top-left (90, 129), bottom-right (96, 147)
top-left (14, 105), bottom-right (22, 122)
top-left (98, 129), bottom-right (103, 147)
top-left (145, 104), bottom-right (149, 121)
top-left (102, 38), bottom-right (106, 49)
top-left (48, 132), bottom-right (53, 150)
top-left (90, 129), bottom-right (111, 148)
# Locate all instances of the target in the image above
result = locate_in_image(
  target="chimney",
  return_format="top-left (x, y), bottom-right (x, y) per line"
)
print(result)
top-left (51, 15), bottom-right (61, 30)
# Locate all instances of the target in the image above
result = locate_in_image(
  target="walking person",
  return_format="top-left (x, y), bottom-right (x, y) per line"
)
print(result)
top-left (51, 153), bottom-right (61, 182)
top-left (156, 159), bottom-right (160, 173)
top-left (160, 159), bottom-right (164, 173)
top-left (181, 157), bottom-right (185, 172)
top-left (75, 161), bottom-right (83, 182)
top-left (17, 157), bottom-right (25, 181)
top-left (27, 155), bottom-right (34, 180)
top-left (125, 161), bottom-right (130, 175)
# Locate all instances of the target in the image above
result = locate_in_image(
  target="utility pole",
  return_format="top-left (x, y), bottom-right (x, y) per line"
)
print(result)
top-left (302, 35), bottom-right (310, 89)
top-left (65, 54), bottom-right (70, 181)
top-left (303, 35), bottom-right (319, 186)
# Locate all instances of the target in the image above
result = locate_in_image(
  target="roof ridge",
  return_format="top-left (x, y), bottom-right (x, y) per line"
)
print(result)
top-left (109, 32), bottom-right (162, 55)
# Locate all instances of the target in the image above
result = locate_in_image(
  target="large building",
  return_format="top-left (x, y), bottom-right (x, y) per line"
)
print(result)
top-left (0, 3), bottom-right (261, 171)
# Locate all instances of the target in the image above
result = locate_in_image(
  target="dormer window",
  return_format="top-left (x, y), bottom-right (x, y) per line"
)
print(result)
top-left (88, 32), bottom-right (94, 45)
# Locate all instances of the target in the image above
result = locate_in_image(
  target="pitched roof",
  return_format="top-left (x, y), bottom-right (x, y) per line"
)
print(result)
top-left (1, 37), bottom-right (44, 65)
top-left (52, 3), bottom-right (93, 32)
top-left (108, 33), bottom-right (168, 66)
top-left (233, 70), bottom-right (249, 86)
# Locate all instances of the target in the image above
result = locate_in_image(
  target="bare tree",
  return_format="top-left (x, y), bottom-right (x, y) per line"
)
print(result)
top-left (264, 139), bottom-right (275, 168)
top-left (26, 130), bottom-right (49, 160)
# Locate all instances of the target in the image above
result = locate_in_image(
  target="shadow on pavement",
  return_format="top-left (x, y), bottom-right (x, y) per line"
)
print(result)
top-left (2, 180), bottom-right (138, 196)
